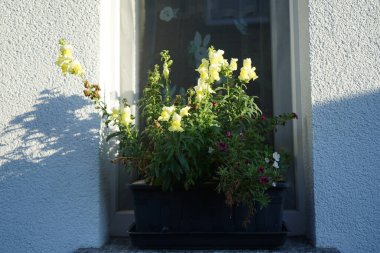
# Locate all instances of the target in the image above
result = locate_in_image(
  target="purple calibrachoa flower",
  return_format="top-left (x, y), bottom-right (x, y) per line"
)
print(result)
top-left (261, 114), bottom-right (267, 121)
top-left (257, 166), bottom-right (265, 174)
top-left (217, 142), bottom-right (228, 152)
top-left (226, 131), bottom-right (232, 138)
top-left (292, 112), bottom-right (298, 119)
top-left (259, 176), bottom-right (269, 184)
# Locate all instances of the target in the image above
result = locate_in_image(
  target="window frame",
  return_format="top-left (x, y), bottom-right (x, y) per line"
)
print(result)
top-left (100, 0), bottom-right (311, 237)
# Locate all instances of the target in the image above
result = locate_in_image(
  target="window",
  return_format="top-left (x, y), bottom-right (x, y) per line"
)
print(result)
top-left (101, 0), bottom-right (308, 236)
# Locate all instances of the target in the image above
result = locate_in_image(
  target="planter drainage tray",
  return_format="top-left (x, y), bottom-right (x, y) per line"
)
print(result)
top-left (128, 223), bottom-right (288, 249)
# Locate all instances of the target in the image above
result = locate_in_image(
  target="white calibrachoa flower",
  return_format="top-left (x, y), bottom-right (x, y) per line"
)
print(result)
top-left (238, 58), bottom-right (258, 83)
top-left (273, 152), bottom-right (281, 162)
top-left (265, 157), bottom-right (270, 164)
top-left (168, 113), bottom-right (184, 132)
top-left (180, 106), bottom-right (191, 117)
top-left (158, 105), bottom-right (175, 121)
top-left (273, 161), bottom-right (279, 169)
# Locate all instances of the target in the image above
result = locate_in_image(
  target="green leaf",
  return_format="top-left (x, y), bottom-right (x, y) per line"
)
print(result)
top-left (106, 132), bottom-right (121, 141)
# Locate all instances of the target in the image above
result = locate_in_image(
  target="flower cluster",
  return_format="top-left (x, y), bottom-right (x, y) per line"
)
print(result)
top-left (238, 58), bottom-right (258, 83)
top-left (157, 105), bottom-right (191, 132)
top-left (55, 39), bottom-right (296, 225)
top-left (108, 105), bottom-right (134, 127)
top-left (55, 39), bottom-right (85, 77)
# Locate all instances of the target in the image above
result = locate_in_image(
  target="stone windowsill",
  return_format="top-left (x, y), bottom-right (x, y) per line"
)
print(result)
top-left (76, 237), bottom-right (340, 253)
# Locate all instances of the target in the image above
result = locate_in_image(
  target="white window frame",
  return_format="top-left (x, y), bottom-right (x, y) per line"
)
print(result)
top-left (100, 0), bottom-right (312, 237)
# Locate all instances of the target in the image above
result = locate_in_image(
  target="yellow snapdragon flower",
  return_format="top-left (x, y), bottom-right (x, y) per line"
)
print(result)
top-left (196, 59), bottom-right (209, 80)
top-left (168, 113), bottom-right (184, 132)
top-left (56, 39), bottom-right (85, 77)
top-left (120, 106), bottom-right (134, 126)
top-left (55, 56), bottom-right (72, 75)
top-left (229, 58), bottom-right (238, 71)
top-left (209, 49), bottom-right (225, 67)
top-left (238, 58), bottom-right (258, 83)
top-left (158, 105), bottom-right (175, 121)
top-left (60, 44), bottom-right (73, 58)
top-left (243, 58), bottom-right (252, 68)
top-left (68, 60), bottom-right (85, 77)
top-left (180, 106), bottom-right (191, 117)
top-left (110, 107), bottom-right (119, 120)
top-left (209, 64), bottom-right (220, 82)
top-left (193, 78), bottom-right (215, 102)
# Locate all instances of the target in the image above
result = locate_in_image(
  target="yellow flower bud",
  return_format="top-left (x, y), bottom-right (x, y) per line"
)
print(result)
top-left (163, 62), bottom-right (169, 80)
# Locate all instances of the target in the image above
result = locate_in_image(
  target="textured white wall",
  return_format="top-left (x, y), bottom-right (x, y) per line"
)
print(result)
top-left (0, 1), bottom-right (107, 252)
top-left (309, 1), bottom-right (380, 253)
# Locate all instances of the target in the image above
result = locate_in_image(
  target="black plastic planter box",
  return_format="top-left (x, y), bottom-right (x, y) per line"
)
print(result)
top-left (129, 181), bottom-right (288, 233)
top-left (128, 223), bottom-right (288, 249)
top-left (129, 181), bottom-right (233, 232)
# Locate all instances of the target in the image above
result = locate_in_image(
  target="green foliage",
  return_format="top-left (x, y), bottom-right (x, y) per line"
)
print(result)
top-left (59, 41), bottom-right (297, 225)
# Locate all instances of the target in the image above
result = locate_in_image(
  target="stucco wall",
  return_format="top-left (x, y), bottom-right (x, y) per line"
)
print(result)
top-left (309, 1), bottom-right (380, 253)
top-left (0, 1), bottom-right (106, 252)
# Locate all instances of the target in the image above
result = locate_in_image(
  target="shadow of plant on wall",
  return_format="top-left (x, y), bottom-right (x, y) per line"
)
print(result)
top-left (0, 88), bottom-right (100, 182)
top-left (0, 88), bottom-right (109, 251)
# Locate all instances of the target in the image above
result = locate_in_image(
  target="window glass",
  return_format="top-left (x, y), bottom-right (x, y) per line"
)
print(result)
top-left (139, 0), bottom-right (273, 116)
top-left (118, 0), bottom-right (296, 210)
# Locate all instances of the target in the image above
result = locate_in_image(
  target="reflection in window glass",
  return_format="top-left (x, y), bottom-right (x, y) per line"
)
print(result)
top-left (119, 0), bottom-right (297, 210)
top-left (139, 0), bottom-right (273, 116)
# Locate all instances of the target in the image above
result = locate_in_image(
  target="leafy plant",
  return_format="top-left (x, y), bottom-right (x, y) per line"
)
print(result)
top-left (55, 40), bottom-right (297, 225)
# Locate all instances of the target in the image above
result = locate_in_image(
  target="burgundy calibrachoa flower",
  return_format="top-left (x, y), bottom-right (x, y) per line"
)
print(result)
top-left (226, 131), bottom-right (232, 138)
top-left (217, 142), bottom-right (228, 152)
top-left (261, 114), bottom-right (267, 121)
top-left (259, 176), bottom-right (269, 184)
top-left (257, 166), bottom-right (265, 174)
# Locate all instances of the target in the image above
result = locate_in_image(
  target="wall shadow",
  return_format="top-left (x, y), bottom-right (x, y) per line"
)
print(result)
top-left (0, 89), bottom-right (99, 181)
top-left (312, 90), bottom-right (380, 253)
top-left (0, 88), bottom-right (109, 251)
